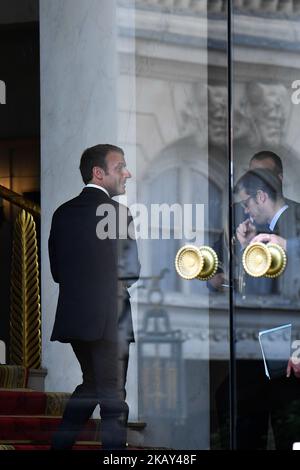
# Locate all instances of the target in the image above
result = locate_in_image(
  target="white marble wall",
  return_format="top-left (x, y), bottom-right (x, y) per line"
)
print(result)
top-left (40, 0), bottom-right (120, 399)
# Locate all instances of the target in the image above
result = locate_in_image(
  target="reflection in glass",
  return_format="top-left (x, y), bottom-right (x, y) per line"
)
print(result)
top-left (117, 0), bottom-right (230, 449)
top-left (232, 2), bottom-right (300, 450)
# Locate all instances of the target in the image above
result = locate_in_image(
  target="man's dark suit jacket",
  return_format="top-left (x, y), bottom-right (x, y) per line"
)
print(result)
top-left (238, 198), bottom-right (300, 301)
top-left (269, 199), bottom-right (300, 299)
top-left (49, 187), bottom-right (140, 343)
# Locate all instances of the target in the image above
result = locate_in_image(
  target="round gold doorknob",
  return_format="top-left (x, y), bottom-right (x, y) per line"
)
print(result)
top-left (242, 242), bottom-right (287, 278)
top-left (175, 245), bottom-right (218, 281)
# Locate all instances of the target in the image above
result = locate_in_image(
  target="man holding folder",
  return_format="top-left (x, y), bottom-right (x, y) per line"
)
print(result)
top-left (234, 164), bottom-right (300, 449)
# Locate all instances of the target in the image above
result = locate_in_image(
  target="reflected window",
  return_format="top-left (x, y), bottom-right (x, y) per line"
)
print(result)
top-left (141, 155), bottom-right (223, 294)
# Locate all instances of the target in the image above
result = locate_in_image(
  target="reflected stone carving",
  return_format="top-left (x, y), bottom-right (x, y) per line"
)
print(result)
top-left (208, 86), bottom-right (227, 148)
top-left (141, 0), bottom-right (159, 5)
top-left (177, 84), bottom-right (227, 148)
top-left (233, 105), bottom-right (252, 143)
top-left (179, 81), bottom-right (291, 150)
top-left (177, 82), bottom-right (208, 148)
top-left (174, 0), bottom-right (190, 7)
top-left (295, 0), bottom-right (300, 12)
top-left (207, 0), bottom-right (224, 12)
top-left (233, 0), bottom-right (245, 8)
top-left (243, 0), bottom-right (261, 10)
top-left (160, 0), bottom-right (174, 6)
top-left (189, 0), bottom-right (207, 13)
top-left (278, 0), bottom-right (294, 13)
top-left (245, 82), bottom-right (290, 148)
top-left (261, 0), bottom-right (279, 12)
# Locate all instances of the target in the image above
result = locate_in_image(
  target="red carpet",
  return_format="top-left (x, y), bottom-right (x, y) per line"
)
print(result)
top-left (20, 445), bottom-right (100, 450)
top-left (0, 415), bottom-right (99, 442)
top-left (0, 389), bottom-right (143, 451)
top-left (0, 444), bottom-right (101, 450)
top-left (0, 390), bottom-right (46, 415)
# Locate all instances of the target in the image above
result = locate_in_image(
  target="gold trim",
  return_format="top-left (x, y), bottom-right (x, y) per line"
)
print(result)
top-left (265, 242), bottom-right (287, 278)
top-left (243, 242), bottom-right (287, 278)
top-left (242, 242), bottom-right (271, 277)
top-left (175, 245), bottom-right (218, 281)
top-left (0, 185), bottom-right (40, 218)
top-left (0, 365), bottom-right (27, 388)
top-left (175, 245), bottom-right (204, 280)
top-left (10, 210), bottom-right (41, 368)
top-left (197, 246), bottom-right (219, 281)
top-left (45, 392), bottom-right (71, 416)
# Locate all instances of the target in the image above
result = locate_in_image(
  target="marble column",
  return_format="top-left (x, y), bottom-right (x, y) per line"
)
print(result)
top-left (40, 0), bottom-right (119, 395)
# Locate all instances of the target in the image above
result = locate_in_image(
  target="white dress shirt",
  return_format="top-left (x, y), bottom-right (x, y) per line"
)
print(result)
top-left (85, 183), bottom-right (110, 198)
top-left (269, 204), bottom-right (289, 231)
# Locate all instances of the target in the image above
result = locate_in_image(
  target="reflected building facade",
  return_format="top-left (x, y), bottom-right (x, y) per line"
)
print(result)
top-left (115, 0), bottom-right (300, 449)
top-left (36, 0), bottom-right (300, 450)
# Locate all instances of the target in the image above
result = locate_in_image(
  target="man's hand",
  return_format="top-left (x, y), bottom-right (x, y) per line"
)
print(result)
top-left (236, 219), bottom-right (256, 249)
top-left (286, 357), bottom-right (300, 378)
top-left (208, 272), bottom-right (226, 292)
top-left (251, 233), bottom-right (287, 251)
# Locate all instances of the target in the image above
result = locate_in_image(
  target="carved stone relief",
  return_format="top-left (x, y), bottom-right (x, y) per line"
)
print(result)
top-left (175, 83), bottom-right (228, 149)
top-left (176, 81), bottom-right (291, 151)
top-left (244, 82), bottom-right (290, 148)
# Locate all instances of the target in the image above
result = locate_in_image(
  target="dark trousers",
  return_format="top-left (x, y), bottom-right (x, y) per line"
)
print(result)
top-left (216, 360), bottom-right (300, 450)
top-left (236, 360), bottom-right (300, 450)
top-left (51, 338), bottom-right (130, 450)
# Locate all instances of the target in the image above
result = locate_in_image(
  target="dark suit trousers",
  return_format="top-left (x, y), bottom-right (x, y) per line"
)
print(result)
top-left (51, 339), bottom-right (130, 450)
top-left (235, 360), bottom-right (300, 450)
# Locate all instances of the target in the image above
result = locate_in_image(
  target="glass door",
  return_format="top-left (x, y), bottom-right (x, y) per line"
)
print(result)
top-left (231, 0), bottom-right (300, 450)
top-left (117, 0), bottom-right (231, 449)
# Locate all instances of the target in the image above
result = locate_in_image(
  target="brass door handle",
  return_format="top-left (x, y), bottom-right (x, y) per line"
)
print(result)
top-left (242, 242), bottom-right (287, 278)
top-left (175, 245), bottom-right (218, 281)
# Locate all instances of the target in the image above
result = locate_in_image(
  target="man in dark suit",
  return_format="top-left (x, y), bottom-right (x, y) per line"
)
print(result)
top-left (209, 150), bottom-right (294, 292)
top-left (234, 167), bottom-right (300, 449)
top-left (49, 144), bottom-right (140, 450)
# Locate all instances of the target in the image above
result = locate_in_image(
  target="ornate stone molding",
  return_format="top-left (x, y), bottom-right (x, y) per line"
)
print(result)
top-left (129, 0), bottom-right (300, 16)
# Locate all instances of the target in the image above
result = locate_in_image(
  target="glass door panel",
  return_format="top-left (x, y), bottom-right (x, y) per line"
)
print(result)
top-left (117, 0), bottom-right (230, 449)
top-left (232, 1), bottom-right (300, 450)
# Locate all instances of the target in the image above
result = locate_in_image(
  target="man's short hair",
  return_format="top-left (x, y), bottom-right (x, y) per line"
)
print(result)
top-left (250, 150), bottom-right (283, 176)
top-left (79, 144), bottom-right (124, 184)
top-left (235, 168), bottom-right (283, 202)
